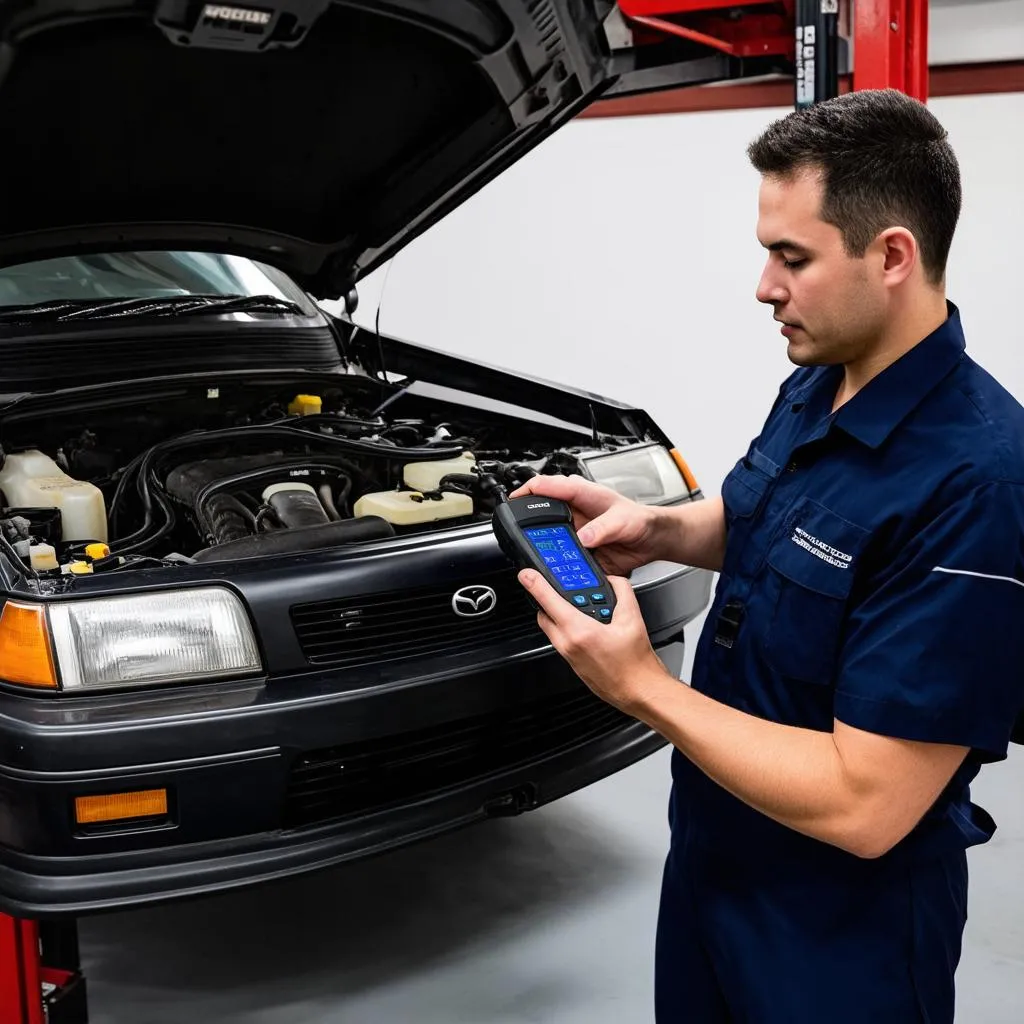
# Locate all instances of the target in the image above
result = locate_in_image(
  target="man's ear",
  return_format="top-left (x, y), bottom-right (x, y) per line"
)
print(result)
top-left (877, 226), bottom-right (919, 287)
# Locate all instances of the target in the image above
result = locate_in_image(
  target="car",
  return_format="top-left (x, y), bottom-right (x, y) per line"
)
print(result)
top-left (0, 0), bottom-right (774, 917)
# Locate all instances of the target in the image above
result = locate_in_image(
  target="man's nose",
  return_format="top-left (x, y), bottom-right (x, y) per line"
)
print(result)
top-left (756, 264), bottom-right (788, 306)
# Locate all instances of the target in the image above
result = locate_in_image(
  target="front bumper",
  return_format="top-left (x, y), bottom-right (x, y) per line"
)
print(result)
top-left (0, 564), bottom-right (710, 917)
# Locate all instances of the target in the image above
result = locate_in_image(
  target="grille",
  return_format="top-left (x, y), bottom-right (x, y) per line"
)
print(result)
top-left (291, 569), bottom-right (544, 669)
top-left (284, 687), bottom-right (630, 828)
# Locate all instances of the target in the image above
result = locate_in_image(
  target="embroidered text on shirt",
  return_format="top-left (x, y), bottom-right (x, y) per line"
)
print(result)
top-left (790, 526), bottom-right (853, 569)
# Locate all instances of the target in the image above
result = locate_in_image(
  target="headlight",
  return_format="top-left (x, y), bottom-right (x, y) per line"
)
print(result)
top-left (47, 587), bottom-right (262, 691)
top-left (580, 443), bottom-right (695, 504)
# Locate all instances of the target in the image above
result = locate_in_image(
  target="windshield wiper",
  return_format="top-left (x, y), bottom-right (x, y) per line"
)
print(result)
top-left (0, 294), bottom-right (305, 324)
top-left (157, 295), bottom-right (306, 318)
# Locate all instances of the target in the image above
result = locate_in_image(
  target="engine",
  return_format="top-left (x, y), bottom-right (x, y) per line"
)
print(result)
top-left (0, 381), bottom-right (583, 576)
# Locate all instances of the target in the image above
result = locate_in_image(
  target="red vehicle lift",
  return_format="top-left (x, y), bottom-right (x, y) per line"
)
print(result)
top-left (615, 0), bottom-right (929, 104)
top-left (0, 3), bottom-right (929, 1021)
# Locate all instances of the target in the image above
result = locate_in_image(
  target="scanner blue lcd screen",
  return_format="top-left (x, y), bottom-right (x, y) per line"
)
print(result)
top-left (523, 525), bottom-right (599, 591)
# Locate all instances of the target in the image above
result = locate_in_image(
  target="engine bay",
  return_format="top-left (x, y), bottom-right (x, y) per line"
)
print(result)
top-left (0, 374), bottom-right (654, 579)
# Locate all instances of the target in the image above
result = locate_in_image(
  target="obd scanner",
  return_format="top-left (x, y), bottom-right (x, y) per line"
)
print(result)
top-left (492, 495), bottom-right (616, 623)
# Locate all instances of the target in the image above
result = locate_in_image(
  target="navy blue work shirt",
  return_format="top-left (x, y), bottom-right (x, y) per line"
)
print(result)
top-left (673, 303), bottom-right (1024, 869)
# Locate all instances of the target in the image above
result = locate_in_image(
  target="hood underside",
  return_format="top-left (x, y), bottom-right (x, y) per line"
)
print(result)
top-left (0, 0), bottom-right (615, 296)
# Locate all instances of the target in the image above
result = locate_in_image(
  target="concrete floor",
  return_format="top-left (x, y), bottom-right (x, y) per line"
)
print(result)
top-left (81, 743), bottom-right (1024, 1023)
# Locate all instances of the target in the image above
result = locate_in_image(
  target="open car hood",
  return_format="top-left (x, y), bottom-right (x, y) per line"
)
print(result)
top-left (0, 0), bottom-right (648, 298)
top-left (0, 0), bottom-right (770, 298)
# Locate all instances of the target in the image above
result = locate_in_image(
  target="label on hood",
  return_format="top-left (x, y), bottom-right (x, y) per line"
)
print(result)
top-left (201, 4), bottom-right (272, 25)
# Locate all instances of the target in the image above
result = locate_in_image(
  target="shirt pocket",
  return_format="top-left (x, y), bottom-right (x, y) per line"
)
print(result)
top-left (720, 455), bottom-right (776, 580)
top-left (760, 498), bottom-right (870, 685)
top-left (721, 455), bottom-right (774, 522)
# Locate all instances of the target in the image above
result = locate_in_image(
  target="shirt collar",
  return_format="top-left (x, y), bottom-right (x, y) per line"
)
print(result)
top-left (791, 302), bottom-right (966, 450)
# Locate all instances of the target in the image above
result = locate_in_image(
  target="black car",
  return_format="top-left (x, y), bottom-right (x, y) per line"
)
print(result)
top-left (0, 0), bottom-right (776, 917)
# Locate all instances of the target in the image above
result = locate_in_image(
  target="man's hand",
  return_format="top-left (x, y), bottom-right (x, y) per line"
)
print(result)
top-left (510, 475), bottom-right (665, 576)
top-left (518, 568), bottom-right (671, 712)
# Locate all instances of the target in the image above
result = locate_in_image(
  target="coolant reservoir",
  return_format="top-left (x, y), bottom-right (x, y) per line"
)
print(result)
top-left (402, 452), bottom-right (476, 493)
top-left (353, 490), bottom-right (473, 526)
top-left (0, 451), bottom-right (108, 542)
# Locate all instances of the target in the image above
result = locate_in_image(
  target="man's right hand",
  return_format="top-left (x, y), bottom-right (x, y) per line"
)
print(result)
top-left (508, 474), bottom-right (665, 576)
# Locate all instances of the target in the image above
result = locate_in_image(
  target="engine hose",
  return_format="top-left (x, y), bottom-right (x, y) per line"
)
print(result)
top-left (272, 413), bottom-right (386, 434)
top-left (319, 484), bottom-right (342, 522)
top-left (206, 494), bottom-right (254, 545)
top-left (335, 476), bottom-right (353, 517)
top-left (111, 473), bottom-right (178, 557)
top-left (438, 473), bottom-right (479, 491)
top-left (508, 463), bottom-right (539, 486)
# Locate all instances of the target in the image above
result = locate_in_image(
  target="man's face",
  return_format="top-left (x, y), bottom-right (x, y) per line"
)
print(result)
top-left (755, 168), bottom-right (887, 367)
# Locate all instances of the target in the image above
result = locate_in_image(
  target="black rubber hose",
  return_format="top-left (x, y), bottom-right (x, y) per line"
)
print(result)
top-left (205, 494), bottom-right (254, 545)
top-left (319, 484), bottom-right (342, 522)
top-left (438, 473), bottom-right (479, 490)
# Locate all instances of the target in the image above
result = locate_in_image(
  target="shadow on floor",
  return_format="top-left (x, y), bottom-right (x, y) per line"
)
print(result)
top-left (80, 799), bottom-right (643, 1016)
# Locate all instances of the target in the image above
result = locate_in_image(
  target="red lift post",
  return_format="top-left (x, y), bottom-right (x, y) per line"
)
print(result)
top-left (0, 3), bottom-right (930, 1021)
top-left (0, 916), bottom-right (43, 1024)
top-left (853, 0), bottom-right (929, 99)
top-left (0, 916), bottom-right (87, 1023)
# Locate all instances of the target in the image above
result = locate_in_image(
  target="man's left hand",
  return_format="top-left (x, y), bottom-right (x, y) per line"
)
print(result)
top-left (518, 569), bottom-right (672, 713)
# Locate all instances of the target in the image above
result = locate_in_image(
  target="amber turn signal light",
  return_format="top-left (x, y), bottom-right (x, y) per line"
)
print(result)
top-left (75, 789), bottom-right (169, 825)
top-left (0, 601), bottom-right (58, 688)
top-left (668, 448), bottom-right (700, 493)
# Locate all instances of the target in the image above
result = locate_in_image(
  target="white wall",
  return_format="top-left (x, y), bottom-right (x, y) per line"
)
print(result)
top-left (930, 0), bottom-right (1024, 65)
top-left (328, 91), bottom-right (1024, 675)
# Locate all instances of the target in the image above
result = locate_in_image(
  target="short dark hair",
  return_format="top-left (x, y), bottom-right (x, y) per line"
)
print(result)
top-left (747, 89), bottom-right (961, 284)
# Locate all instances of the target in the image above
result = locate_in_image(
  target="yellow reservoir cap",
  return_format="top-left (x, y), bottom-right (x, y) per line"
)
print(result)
top-left (85, 543), bottom-right (110, 560)
top-left (287, 394), bottom-right (322, 416)
top-left (0, 601), bottom-right (58, 688)
top-left (75, 789), bottom-right (169, 825)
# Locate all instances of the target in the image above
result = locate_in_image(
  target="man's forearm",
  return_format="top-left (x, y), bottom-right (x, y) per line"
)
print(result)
top-left (652, 496), bottom-right (727, 572)
top-left (627, 667), bottom-right (882, 857)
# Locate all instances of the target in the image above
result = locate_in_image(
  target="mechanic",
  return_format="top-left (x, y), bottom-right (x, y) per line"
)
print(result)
top-left (512, 88), bottom-right (1024, 1022)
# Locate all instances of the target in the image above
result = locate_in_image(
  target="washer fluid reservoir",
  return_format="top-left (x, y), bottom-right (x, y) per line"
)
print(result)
top-left (0, 451), bottom-right (108, 542)
top-left (354, 490), bottom-right (473, 526)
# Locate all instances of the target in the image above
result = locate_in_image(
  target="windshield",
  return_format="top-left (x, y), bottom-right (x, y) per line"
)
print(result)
top-left (0, 251), bottom-right (318, 314)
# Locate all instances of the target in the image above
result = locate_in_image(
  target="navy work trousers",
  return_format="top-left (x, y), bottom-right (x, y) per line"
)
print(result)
top-left (654, 824), bottom-right (969, 1023)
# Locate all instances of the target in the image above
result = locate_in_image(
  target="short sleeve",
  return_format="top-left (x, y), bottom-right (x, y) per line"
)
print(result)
top-left (835, 481), bottom-right (1024, 761)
